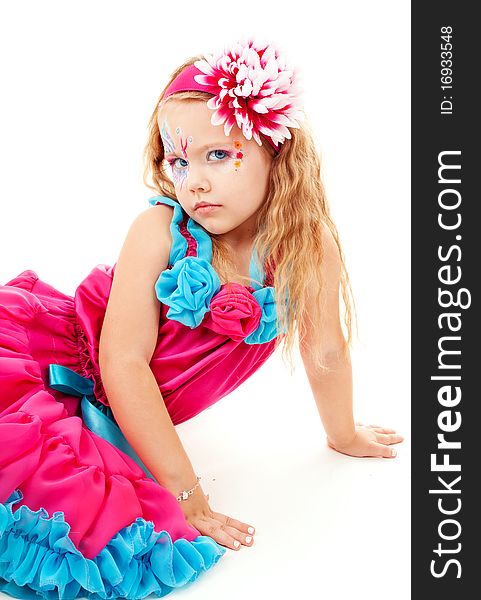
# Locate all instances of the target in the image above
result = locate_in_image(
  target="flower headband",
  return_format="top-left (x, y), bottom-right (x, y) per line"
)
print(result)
top-left (162, 38), bottom-right (304, 153)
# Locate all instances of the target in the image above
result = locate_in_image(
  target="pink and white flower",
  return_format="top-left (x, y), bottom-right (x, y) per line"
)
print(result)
top-left (193, 38), bottom-right (304, 149)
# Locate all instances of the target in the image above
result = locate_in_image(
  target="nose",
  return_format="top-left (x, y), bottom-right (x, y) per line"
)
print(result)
top-left (187, 163), bottom-right (211, 194)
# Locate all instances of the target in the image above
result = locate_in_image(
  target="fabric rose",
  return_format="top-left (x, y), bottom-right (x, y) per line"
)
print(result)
top-left (244, 286), bottom-right (281, 344)
top-left (155, 256), bottom-right (221, 328)
top-left (202, 283), bottom-right (262, 341)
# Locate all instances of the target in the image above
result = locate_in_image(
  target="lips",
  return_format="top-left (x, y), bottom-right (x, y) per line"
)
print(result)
top-left (194, 203), bottom-right (221, 210)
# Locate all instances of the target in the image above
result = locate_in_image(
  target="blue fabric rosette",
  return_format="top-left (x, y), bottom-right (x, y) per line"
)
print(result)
top-left (155, 256), bottom-right (221, 328)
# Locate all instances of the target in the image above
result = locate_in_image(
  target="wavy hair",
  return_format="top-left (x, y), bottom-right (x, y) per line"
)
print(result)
top-left (142, 55), bottom-right (357, 375)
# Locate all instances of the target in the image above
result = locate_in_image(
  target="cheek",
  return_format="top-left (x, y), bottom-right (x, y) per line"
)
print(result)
top-left (215, 163), bottom-right (251, 192)
top-left (229, 158), bottom-right (269, 206)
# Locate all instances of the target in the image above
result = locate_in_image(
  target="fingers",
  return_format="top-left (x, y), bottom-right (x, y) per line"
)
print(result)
top-left (199, 512), bottom-right (255, 551)
top-left (213, 512), bottom-right (255, 548)
top-left (360, 422), bottom-right (402, 436)
top-left (357, 421), bottom-right (396, 432)
top-left (197, 518), bottom-right (243, 550)
top-left (221, 523), bottom-right (254, 548)
top-left (211, 511), bottom-right (255, 536)
top-left (375, 432), bottom-right (404, 445)
top-left (371, 426), bottom-right (397, 434)
top-left (369, 441), bottom-right (397, 458)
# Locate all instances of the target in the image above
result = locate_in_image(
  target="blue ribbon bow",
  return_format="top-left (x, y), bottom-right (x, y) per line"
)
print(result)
top-left (48, 363), bottom-right (157, 482)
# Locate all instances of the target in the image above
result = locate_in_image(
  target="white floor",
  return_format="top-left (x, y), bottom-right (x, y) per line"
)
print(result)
top-left (167, 344), bottom-right (411, 600)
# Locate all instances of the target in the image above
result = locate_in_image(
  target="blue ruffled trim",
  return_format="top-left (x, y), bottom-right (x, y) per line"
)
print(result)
top-left (0, 489), bottom-right (226, 600)
top-left (245, 286), bottom-right (284, 344)
top-left (185, 213), bottom-right (213, 263)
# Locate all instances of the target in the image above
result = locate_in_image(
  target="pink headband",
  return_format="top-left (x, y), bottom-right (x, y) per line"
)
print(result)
top-left (162, 39), bottom-right (304, 154)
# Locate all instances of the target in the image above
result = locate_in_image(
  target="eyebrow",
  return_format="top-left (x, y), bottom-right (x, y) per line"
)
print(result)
top-left (164, 142), bottom-right (234, 157)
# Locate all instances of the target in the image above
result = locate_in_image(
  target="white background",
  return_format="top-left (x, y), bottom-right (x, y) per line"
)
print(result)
top-left (0, 1), bottom-right (411, 599)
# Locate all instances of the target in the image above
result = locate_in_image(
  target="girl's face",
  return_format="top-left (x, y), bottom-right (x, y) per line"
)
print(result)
top-left (157, 99), bottom-right (273, 248)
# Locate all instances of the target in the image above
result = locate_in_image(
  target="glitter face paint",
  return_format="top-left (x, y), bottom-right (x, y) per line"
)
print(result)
top-left (233, 140), bottom-right (244, 171)
top-left (175, 129), bottom-right (192, 190)
top-left (174, 164), bottom-right (188, 190)
top-left (179, 135), bottom-right (189, 158)
top-left (161, 122), bottom-right (194, 191)
top-left (175, 126), bottom-right (193, 158)
top-left (160, 120), bottom-right (176, 154)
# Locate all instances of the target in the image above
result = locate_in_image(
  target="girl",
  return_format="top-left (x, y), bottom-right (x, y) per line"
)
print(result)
top-left (0, 39), bottom-right (403, 599)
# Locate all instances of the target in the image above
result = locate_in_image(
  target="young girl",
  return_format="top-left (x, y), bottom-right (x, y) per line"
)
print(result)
top-left (0, 38), bottom-right (403, 599)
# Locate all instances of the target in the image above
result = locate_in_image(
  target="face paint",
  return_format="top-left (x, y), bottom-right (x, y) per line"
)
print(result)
top-left (160, 120), bottom-right (176, 154)
top-left (179, 135), bottom-right (189, 158)
top-left (174, 126), bottom-right (193, 159)
top-left (173, 165), bottom-right (188, 191)
top-left (233, 140), bottom-right (244, 171)
top-left (162, 122), bottom-right (193, 191)
top-left (176, 132), bottom-right (191, 190)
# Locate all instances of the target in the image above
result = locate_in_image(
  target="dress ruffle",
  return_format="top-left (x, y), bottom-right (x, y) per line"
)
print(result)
top-left (0, 489), bottom-right (226, 600)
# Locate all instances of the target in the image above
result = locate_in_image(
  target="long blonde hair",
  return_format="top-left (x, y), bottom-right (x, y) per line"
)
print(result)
top-left (142, 55), bottom-right (357, 375)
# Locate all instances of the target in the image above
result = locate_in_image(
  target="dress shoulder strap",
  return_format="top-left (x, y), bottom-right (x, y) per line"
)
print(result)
top-left (148, 195), bottom-right (215, 264)
top-left (185, 215), bottom-right (213, 262)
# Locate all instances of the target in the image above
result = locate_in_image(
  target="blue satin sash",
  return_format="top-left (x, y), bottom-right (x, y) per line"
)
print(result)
top-left (48, 363), bottom-right (157, 482)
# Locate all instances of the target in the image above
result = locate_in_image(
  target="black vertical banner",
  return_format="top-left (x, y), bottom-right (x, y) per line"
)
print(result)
top-left (412, 3), bottom-right (479, 598)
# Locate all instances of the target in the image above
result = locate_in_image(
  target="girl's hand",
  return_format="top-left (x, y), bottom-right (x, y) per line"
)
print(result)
top-left (179, 485), bottom-right (255, 551)
top-left (327, 422), bottom-right (404, 458)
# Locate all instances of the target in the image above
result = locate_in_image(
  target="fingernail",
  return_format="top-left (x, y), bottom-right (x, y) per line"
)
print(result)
top-left (245, 536), bottom-right (252, 544)
top-left (248, 527), bottom-right (255, 534)
top-left (233, 540), bottom-right (240, 548)
top-left (391, 448), bottom-right (397, 457)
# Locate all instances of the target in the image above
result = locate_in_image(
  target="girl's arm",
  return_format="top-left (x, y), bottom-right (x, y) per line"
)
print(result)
top-left (299, 224), bottom-right (403, 458)
top-left (100, 357), bottom-right (198, 494)
top-left (99, 205), bottom-right (197, 494)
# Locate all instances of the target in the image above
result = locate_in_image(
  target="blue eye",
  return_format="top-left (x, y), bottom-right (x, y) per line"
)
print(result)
top-left (167, 149), bottom-right (230, 170)
top-left (209, 149), bottom-right (228, 160)
top-left (169, 157), bottom-right (188, 170)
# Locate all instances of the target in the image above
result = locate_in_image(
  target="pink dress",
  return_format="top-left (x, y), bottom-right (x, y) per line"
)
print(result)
top-left (0, 195), bottom-right (285, 599)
